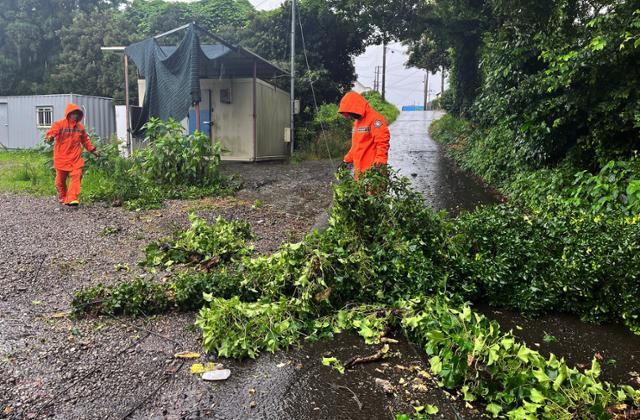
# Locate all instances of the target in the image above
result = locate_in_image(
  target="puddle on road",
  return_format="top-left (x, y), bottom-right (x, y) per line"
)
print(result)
top-left (477, 304), bottom-right (640, 386)
top-left (388, 111), bottom-right (497, 215)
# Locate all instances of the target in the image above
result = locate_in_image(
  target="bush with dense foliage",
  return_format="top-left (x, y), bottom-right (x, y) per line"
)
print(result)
top-left (84, 118), bottom-right (229, 209)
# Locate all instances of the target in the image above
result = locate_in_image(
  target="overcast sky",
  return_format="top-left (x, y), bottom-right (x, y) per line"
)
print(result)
top-left (171, 0), bottom-right (446, 108)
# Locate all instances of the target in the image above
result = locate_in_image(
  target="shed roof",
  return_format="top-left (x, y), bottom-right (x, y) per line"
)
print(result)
top-left (120, 23), bottom-right (289, 133)
top-left (126, 24), bottom-right (287, 80)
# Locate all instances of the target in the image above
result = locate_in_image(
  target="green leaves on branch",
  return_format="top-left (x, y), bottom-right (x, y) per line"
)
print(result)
top-left (73, 215), bottom-right (253, 316)
top-left (71, 166), bottom-right (640, 416)
top-left (142, 213), bottom-right (253, 270)
top-left (196, 296), bottom-right (304, 359)
top-left (402, 296), bottom-right (640, 419)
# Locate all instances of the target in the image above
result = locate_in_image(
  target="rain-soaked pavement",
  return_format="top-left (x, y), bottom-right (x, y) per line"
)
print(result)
top-left (2, 112), bottom-right (639, 420)
top-left (388, 111), bottom-right (497, 214)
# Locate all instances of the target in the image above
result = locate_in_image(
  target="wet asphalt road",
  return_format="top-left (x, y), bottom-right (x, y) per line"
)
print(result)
top-left (388, 111), bottom-right (496, 214)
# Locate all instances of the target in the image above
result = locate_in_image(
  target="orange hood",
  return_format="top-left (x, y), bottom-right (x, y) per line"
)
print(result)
top-left (338, 92), bottom-right (369, 118)
top-left (64, 103), bottom-right (84, 121)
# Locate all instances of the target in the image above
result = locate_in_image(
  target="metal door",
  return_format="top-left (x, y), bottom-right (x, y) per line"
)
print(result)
top-left (188, 109), bottom-right (212, 137)
top-left (0, 103), bottom-right (8, 148)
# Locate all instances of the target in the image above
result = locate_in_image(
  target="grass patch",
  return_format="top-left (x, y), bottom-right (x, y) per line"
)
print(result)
top-left (0, 150), bottom-right (55, 196)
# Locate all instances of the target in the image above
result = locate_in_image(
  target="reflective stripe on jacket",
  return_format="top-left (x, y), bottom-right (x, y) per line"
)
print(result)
top-left (338, 92), bottom-right (390, 173)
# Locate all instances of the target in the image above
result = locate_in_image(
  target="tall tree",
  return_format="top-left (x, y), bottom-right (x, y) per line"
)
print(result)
top-left (403, 0), bottom-right (488, 116)
top-left (46, 8), bottom-right (136, 102)
top-left (0, 0), bottom-right (124, 95)
top-left (241, 0), bottom-right (369, 116)
top-left (329, 0), bottom-right (489, 116)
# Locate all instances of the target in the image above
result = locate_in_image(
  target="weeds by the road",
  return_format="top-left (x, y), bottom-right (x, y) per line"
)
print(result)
top-left (0, 150), bottom-right (55, 195)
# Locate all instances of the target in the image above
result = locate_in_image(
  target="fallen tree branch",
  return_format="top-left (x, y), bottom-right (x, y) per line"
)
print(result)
top-left (344, 345), bottom-right (388, 369)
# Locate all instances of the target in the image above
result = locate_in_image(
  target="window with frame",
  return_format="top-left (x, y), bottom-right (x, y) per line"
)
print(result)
top-left (36, 106), bottom-right (53, 128)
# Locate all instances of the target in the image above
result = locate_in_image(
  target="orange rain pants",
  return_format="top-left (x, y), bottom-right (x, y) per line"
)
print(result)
top-left (55, 168), bottom-right (83, 203)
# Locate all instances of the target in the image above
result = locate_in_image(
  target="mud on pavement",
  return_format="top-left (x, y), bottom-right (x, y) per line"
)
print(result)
top-left (0, 160), bottom-right (478, 420)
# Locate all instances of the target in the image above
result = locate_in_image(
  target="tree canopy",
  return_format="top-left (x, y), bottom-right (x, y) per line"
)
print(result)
top-left (340, 0), bottom-right (640, 167)
top-left (0, 0), bottom-right (367, 115)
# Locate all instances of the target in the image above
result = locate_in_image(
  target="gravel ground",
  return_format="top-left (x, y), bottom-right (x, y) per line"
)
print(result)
top-left (0, 160), bottom-right (478, 420)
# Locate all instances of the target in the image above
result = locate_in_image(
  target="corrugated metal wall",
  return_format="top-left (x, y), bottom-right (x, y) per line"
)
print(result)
top-left (71, 94), bottom-right (116, 142)
top-left (0, 94), bottom-right (115, 149)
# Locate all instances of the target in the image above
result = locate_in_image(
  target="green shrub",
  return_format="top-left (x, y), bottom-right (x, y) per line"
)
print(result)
top-left (80, 119), bottom-right (229, 209)
top-left (431, 116), bottom-right (525, 186)
top-left (428, 114), bottom-right (471, 145)
top-left (140, 118), bottom-right (221, 186)
top-left (449, 204), bottom-right (640, 327)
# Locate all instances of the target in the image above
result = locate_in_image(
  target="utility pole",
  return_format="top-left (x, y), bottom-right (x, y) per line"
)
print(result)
top-left (373, 66), bottom-right (381, 92)
top-left (381, 40), bottom-right (387, 100)
top-left (290, 0), bottom-right (295, 155)
top-left (441, 66), bottom-right (445, 96)
top-left (123, 54), bottom-right (131, 156)
top-left (423, 72), bottom-right (429, 110)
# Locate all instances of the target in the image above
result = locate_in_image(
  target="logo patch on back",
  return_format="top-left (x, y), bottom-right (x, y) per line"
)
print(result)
top-left (373, 120), bottom-right (383, 128)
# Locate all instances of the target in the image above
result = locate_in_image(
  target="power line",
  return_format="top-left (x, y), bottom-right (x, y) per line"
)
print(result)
top-left (296, 1), bottom-right (335, 166)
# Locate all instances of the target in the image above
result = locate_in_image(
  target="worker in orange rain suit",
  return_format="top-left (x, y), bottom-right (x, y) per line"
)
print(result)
top-left (45, 103), bottom-right (100, 206)
top-left (338, 91), bottom-right (390, 178)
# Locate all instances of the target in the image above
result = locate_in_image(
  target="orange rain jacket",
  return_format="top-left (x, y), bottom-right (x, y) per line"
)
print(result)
top-left (339, 92), bottom-right (390, 173)
top-left (46, 103), bottom-right (96, 171)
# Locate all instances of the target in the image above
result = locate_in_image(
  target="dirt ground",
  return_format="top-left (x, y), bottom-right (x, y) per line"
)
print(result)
top-left (0, 160), bottom-right (479, 420)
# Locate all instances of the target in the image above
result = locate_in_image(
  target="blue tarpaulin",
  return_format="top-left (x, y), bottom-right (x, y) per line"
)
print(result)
top-left (402, 105), bottom-right (425, 111)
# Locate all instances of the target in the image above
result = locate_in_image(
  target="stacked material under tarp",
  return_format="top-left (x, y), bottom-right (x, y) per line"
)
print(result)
top-left (125, 23), bottom-right (286, 134)
top-left (125, 24), bottom-right (206, 133)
